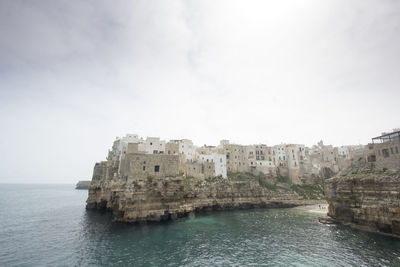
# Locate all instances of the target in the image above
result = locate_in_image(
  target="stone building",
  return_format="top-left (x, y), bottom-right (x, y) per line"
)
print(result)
top-left (94, 132), bottom-right (384, 186)
top-left (273, 145), bottom-right (287, 167)
top-left (286, 144), bottom-right (306, 184)
top-left (370, 130), bottom-right (400, 171)
top-left (169, 139), bottom-right (195, 161)
top-left (120, 153), bottom-right (179, 180)
top-left (165, 142), bottom-right (179, 155)
top-left (247, 144), bottom-right (275, 175)
top-left (197, 153), bottom-right (227, 178)
top-left (186, 161), bottom-right (215, 179)
top-left (223, 143), bottom-right (249, 173)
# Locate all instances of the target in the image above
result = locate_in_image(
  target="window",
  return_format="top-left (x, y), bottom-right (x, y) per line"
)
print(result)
top-left (154, 165), bottom-right (160, 172)
top-left (391, 147), bottom-right (394, 154)
top-left (168, 150), bottom-right (171, 154)
top-left (256, 156), bottom-right (260, 160)
top-left (396, 146), bottom-right (399, 154)
top-left (143, 166), bottom-right (146, 171)
top-left (220, 158), bottom-right (222, 163)
top-left (382, 149), bottom-right (390, 158)
top-left (143, 161), bottom-right (146, 164)
top-left (150, 142), bottom-right (153, 145)
top-left (294, 162), bottom-right (297, 166)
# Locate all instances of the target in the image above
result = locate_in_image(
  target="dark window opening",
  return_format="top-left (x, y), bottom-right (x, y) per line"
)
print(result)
top-left (143, 166), bottom-right (146, 171)
top-left (382, 149), bottom-right (390, 158)
top-left (154, 165), bottom-right (160, 172)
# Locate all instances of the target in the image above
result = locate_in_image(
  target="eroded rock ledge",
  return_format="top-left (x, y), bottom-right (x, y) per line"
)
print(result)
top-left (325, 169), bottom-right (400, 239)
top-left (86, 176), bottom-right (320, 222)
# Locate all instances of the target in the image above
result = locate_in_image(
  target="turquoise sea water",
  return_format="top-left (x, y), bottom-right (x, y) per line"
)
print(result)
top-left (0, 184), bottom-right (399, 266)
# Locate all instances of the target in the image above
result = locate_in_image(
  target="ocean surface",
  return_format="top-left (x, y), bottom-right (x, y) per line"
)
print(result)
top-left (0, 184), bottom-right (399, 267)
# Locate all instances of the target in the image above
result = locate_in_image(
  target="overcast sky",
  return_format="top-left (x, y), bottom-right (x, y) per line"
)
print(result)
top-left (0, 0), bottom-right (399, 183)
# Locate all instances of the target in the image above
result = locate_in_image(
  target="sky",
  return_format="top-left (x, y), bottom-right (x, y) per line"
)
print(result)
top-left (0, 0), bottom-right (399, 183)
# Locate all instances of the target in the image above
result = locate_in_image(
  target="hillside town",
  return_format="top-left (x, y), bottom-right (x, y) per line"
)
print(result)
top-left (93, 128), bottom-right (400, 185)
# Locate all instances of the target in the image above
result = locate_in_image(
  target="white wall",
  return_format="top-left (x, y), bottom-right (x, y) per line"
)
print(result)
top-left (178, 139), bottom-right (195, 160)
top-left (145, 137), bottom-right (165, 154)
top-left (199, 153), bottom-right (227, 178)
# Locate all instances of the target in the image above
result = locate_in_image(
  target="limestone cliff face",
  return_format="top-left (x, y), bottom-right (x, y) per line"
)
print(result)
top-left (86, 176), bottom-right (318, 222)
top-left (325, 170), bottom-right (400, 238)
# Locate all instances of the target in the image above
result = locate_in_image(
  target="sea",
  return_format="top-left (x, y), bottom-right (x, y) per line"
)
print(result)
top-left (0, 184), bottom-right (399, 267)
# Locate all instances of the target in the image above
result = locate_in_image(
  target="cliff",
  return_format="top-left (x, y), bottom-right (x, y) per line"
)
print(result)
top-left (75, 180), bottom-right (91, 190)
top-left (86, 175), bottom-right (323, 222)
top-left (325, 168), bottom-right (400, 238)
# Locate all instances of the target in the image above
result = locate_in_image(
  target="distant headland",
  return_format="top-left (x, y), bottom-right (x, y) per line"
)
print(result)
top-left (75, 180), bottom-right (91, 190)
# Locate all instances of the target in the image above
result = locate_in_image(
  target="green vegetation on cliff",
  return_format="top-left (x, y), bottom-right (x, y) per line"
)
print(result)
top-left (227, 172), bottom-right (324, 200)
top-left (290, 184), bottom-right (324, 200)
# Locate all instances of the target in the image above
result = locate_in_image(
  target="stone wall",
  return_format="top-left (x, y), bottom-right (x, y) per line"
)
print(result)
top-left (186, 161), bottom-right (215, 179)
top-left (120, 153), bottom-right (179, 180)
top-left (374, 139), bottom-right (400, 171)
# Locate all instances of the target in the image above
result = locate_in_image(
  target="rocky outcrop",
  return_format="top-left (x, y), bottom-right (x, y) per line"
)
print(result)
top-left (86, 176), bottom-right (320, 222)
top-left (75, 180), bottom-right (91, 189)
top-left (325, 168), bottom-right (400, 238)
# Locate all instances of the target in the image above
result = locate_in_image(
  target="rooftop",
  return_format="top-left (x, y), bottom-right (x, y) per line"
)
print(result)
top-left (372, 130), bottom-right (400, 143)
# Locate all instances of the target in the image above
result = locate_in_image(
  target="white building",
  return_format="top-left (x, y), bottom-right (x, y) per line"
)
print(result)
top-left (273, 144), bottom-right (287, 166)
top-left (145, 137), bottom-right (165, 154)
top-left (338, 146), bottom-right (350, 157)
top-left (198, 153), bottom-right (227, 178)
top-left (170, 139), bottom-right (195, 160)
top-left (286, 144), bottom-right (306, 168)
